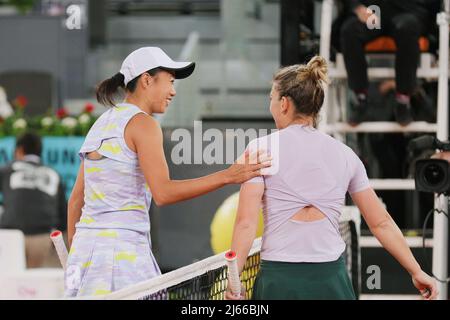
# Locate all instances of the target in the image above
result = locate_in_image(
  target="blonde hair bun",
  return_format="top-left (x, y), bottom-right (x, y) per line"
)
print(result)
top-left (306, 55), bottom-right (328, 85)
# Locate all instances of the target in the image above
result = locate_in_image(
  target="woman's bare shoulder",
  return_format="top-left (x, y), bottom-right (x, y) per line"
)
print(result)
top-left (127, 112), bottom-right (161, 133)
top-left (124, 113), bottom-right (163, 151)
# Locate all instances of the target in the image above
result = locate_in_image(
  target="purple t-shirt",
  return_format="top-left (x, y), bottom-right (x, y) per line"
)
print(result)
top-left (245, 124), bottom-right (370, 262)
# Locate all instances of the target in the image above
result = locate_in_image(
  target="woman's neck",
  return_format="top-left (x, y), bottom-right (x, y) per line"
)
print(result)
top-left (124, 94), bottom-right (152, 115)
top-left (285, 117), bottom-right (314, 128)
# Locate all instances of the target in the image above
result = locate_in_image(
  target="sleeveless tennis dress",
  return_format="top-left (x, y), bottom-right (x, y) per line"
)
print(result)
top-left (64, 103), bottom-right (161, 297)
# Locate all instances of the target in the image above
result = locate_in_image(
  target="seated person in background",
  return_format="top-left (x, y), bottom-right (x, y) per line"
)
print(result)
top-left (339, 0), bottom-right (433, 126)
top-left (0, 132), bottom-right (67, 268)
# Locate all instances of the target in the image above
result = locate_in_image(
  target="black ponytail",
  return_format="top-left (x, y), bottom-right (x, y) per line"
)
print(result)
top-left (96, 73), bottom-right (125, 107)
top-left (96, 68), bottom-right (164, 107)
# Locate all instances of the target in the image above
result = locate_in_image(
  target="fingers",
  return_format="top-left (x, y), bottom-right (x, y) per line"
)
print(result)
top-left (256, 149), bottom-right (270, 159)
top-left (428, 285), bottom-right (439, 300)
top-left (225, 290), bottom-right (243, 300)
top-left (420, 288), bottom-right (431, 300)
top-left (248, 162), bottom-right (272, 178)
top-left (250, 170), bottom-right (262, 179)
top-left (236, 149), bottom-right (252, 165)
top-left (244, 149), bottom-right (250, 161)
top-left (232, 149), bottom-right (273, 182)
top-left (251, 162), bottom-right (271, 173)
top-left (420, 285), bottom-right (439, 300)
top-left (257, 155), bottom-right (272, 164)
top-left (248, 150), bottom-right (271, 164)
top-left (259, 161), bottom-right (272, 168)
top-left (236, 149), bottom-right (272, 165)
top-left (249, 154), bottom-right (271, 167)
top-left (248, 150), bottom-right (266, 164)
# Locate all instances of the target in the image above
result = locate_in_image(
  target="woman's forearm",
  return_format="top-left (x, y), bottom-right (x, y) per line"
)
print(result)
top-left (370, 218), bottom-right (422, 276)
top-left (154, 170), bottom-right (228, 205)
top-left (231, 222), bottom-right (258, 275)
top-left (67, 199), bottom-right (83, 248)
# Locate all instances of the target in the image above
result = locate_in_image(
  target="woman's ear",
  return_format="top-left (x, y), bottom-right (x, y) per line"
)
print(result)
top-left (141, 73), bottom-right (153, 88)
top-left (280, 96), bottom-right (289, 115)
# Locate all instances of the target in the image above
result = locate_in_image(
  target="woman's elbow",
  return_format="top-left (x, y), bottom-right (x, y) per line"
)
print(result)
top-left (153, 198), bottom-right (167, 207)
top-left (68, 193), bottom-right (83, 211)
top-left (235, 217), bottom-right (258, 230)
top-left (369, 218), bottom-right (392, 232)
top-left (152, 192), bottom-right (171, 206)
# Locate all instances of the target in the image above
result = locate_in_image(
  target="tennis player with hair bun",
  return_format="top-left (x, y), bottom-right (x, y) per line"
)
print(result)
top-left (65, 47), bottom-right (271, 297)
top-left (226, 55), bottom-right (438, 300)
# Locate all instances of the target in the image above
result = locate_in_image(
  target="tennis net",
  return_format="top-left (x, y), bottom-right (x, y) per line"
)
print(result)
top-left (101, 207), bottom-right (361, 300)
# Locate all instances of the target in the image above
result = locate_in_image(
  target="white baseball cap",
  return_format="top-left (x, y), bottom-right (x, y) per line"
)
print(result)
top-left (119, 47), bottom-right (195, 86)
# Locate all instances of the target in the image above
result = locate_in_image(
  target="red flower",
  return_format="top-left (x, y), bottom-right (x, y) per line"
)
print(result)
top-left (14, 95), bottom-right (28, 109)
top-left (56, 108), bottom-right (68, 119)
top-left (84, 103), bottom-right (95, 114)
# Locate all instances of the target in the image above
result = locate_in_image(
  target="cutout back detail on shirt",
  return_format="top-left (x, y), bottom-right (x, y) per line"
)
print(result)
top-left (290, 206), bottom-right (326, 222)
top-left (86, 151), bottom-right (105, 161)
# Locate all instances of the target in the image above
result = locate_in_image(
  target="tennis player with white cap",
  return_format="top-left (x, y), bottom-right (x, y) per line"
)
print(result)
top-left (65, 47), bottom-right (271, 297)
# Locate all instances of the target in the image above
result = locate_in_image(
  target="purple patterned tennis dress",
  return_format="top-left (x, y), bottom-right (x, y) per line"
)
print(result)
top-left (64, 103), bottom-right (161, 297)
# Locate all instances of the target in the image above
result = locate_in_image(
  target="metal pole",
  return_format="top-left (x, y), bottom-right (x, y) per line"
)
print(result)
top-left (318, 0), bottom-right (333, 131)
top-left (432, 0), bottom-right (449, 300)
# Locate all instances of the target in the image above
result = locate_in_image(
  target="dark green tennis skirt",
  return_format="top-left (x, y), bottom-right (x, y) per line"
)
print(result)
top-left (251, 255), bottom-right (356, 300)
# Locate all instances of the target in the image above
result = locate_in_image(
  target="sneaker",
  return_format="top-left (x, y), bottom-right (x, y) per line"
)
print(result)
top-left (347, 93), bottom-right (368, 126)
top-left (394, 101), bottom-right (413, 126)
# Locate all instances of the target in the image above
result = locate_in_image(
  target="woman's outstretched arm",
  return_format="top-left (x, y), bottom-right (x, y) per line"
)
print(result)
top-left (351, 187), bottom-right (438, 299)
top-left (128, 113), bottom-right (271, 206)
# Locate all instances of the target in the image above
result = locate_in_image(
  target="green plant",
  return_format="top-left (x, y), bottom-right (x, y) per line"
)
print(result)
top-left (7, 0), bottom-right (35, 14)
top-left (0, 97), bottom-right (98, 137)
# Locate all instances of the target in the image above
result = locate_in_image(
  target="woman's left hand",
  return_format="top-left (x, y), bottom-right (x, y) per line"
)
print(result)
top-left (412, 270), bottom-right (439, 300)
top-left (224, 284), bottom-right (246, 300)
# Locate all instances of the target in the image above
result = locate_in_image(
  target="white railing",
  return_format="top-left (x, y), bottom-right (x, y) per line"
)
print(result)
top-left (319, 0), bottom-right (450, 299)
top-left (432, 0), bottom-right (449, 300)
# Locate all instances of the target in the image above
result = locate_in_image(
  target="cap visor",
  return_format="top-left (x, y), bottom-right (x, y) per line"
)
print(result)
top-left (161, 62), bottom-right (196, 79)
